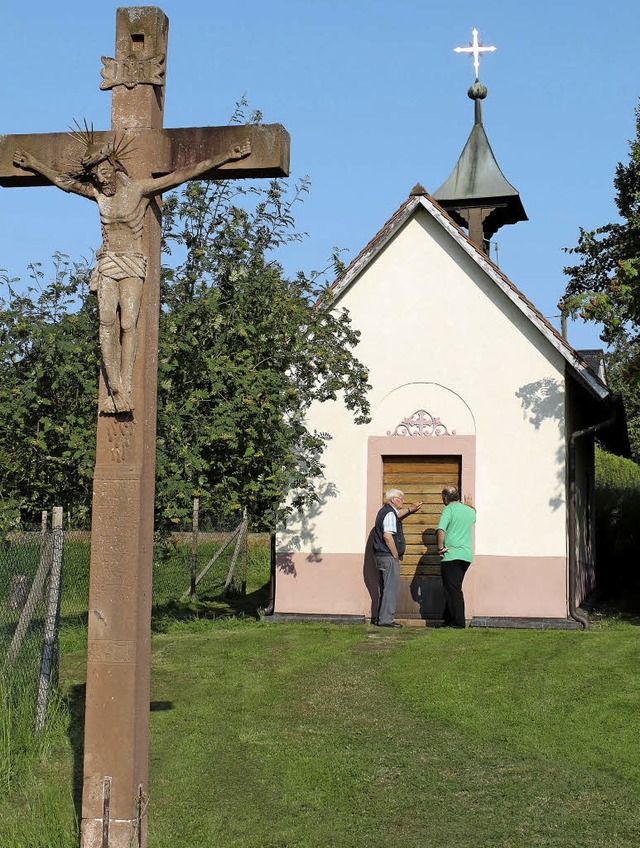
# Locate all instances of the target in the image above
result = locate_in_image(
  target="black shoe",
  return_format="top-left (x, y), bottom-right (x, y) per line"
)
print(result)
top-left (376, 622), bottom-right (402, 628)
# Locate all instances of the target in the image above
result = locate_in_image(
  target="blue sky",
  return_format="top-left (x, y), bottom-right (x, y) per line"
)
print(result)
top-left (1, 0), bottom-right (637, 350)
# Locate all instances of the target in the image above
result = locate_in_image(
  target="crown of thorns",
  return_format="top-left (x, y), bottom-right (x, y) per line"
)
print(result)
top-left (67, 119), bottom-right (134, 178)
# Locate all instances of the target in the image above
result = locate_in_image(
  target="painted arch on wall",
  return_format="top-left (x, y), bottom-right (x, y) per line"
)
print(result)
top-left (370, 382), bottom-right (476, 439)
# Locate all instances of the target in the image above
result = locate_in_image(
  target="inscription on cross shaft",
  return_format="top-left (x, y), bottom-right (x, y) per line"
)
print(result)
top-left (1, 7), bottom-right (289, 848)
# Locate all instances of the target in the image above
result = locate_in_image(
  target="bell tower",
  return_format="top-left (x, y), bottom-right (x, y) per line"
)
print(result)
top-left (433, 28), bottom-right (527, 254)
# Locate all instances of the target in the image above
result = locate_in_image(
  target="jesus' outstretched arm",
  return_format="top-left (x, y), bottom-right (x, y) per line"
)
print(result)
top-left (139, 139), bottom-right (251, 197)
top-left (13, 149), bottom-right (94, 199)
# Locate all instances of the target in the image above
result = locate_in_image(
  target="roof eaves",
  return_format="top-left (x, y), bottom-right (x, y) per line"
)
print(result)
top-left (326, 195), bottom-right (418, 302)
top-left (418, 195), bottom-right (610, 401)
top-left (323, 189), bottom-right (610, 403)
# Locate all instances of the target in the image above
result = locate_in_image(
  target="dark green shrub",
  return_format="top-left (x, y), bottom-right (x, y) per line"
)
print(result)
top-left (595, 446), bottom-right (640, 597)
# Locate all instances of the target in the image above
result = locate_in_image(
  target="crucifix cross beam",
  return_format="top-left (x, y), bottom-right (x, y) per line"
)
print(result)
top-left (0, 123), bottom-right (289, 187)
top-left (1, 7), bottom-right (290, 848)
top-left (1, 117), bottom-right (287, 416)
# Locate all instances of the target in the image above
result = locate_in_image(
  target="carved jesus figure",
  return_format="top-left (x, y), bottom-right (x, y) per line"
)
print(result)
top-left (14, 138), bottom-right (251, 413)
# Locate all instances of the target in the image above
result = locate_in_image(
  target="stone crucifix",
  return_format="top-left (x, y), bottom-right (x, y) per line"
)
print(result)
top-left (0, 8), bottom-right (289, 848)
top-left (13, 134), bottom-right (251, 413)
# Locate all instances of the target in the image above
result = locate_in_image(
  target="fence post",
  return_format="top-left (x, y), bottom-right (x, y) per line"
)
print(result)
top-left (223, 514), bottom-right (247, 598)
top-left (241, 507), bottom-right (248, 596)
top-left (35, 506), bottom-right (64, 733)
top-left (190, 496), bottom-right (199, 599)
top-left (182, 522), bottom-right (242, 598)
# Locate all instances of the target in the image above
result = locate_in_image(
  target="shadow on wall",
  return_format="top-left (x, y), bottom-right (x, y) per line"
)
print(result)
top-left (409, 527), bottom-right (445, 619)
top-left (277, 481), bottom-right (338, 576)
top-left (515, 378), bottom-right (563, 429)
top-left (363, 529), bottom-right (379, 621)
top-left (515, 378), bottom-right (565, 511)
top-left (410, 571), bottom-right (445, 620)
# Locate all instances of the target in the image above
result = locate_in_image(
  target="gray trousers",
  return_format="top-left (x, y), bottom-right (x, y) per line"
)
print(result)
top-left (375, 553), bottom-right (400, 625)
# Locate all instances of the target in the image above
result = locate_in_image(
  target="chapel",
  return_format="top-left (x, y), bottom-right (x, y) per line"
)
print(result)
top-left (272, 32), bottom-right (628, 628)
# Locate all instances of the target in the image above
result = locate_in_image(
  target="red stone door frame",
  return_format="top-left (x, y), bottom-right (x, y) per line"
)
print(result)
top-left (366, 434), bottom-right (476, 535)
top-left (365, 435), bottom-right (476, 621)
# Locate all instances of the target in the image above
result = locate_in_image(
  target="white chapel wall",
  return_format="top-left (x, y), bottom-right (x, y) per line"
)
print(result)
top-left (279, 206), bottom-right (568, 564)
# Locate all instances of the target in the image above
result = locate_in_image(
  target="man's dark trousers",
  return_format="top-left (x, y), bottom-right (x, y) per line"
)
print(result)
top-left (441, 559), bottom-right (470, 627)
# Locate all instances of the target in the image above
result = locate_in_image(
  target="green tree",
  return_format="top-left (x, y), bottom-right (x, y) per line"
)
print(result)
top-left (0, 118), bottom-right (370, 529)
top-left (156, 173), bottom-right (370, 529)
top-left (562, 99), bottom-right (640, 459)
top-left (594, 445), bottom-right (640, 597)
top-left (0, 254), bottom-right (97, 527)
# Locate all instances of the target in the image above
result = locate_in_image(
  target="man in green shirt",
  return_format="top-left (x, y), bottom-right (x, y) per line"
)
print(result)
top-left (436, 486), bottom-right (476, 629)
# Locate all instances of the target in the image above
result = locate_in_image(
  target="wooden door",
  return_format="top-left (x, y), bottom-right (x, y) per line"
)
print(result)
top-left (382, 455), bottom-right (461, 619)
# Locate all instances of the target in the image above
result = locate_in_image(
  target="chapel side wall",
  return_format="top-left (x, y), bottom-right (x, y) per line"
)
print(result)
top-left (276, 208), bottom-right (569, 619)
top-left (565, 371), bottom-right (597, 605)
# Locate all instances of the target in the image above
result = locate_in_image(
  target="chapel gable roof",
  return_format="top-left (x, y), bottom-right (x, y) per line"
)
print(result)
top-left (576, 349), bottom-right (607, 384)
top-left (327, 190), bottom-right (612, 406)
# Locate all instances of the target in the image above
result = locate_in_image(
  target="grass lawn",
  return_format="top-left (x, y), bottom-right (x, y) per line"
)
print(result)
top-left (4, 618), bottom-right (639, 847)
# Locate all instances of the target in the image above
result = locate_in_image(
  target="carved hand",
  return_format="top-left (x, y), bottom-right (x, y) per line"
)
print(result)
top-left (229, 139), bottom-right (251, 161)
top-left (13, 149), bottom-right (36, 171)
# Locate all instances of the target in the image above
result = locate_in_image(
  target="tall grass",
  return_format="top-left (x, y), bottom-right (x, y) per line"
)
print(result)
top-left (0, 678), bottom-right (67, 796)
top-left (0, 783), bottom-right (77, 848)
top-left (1, 679), bottom-right (37, 795)
top-left (0, 532), bottom-right (271, 847)
top-left (0, 677), bottom-right (77, 847)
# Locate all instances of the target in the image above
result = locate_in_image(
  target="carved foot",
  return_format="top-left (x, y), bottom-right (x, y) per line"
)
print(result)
top-left (100, 389), bottom-right (134, 414)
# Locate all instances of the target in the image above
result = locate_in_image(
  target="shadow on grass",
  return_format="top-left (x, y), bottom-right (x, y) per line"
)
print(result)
top-left (64, 692), bottom-right (176, 826)
top-left (60, 574), bottom-right (270, 824)
top-left (66, 683), bottom-right (85, 826)
top-left (60, 611), bottom-right (89, 630)
top-left (587, 591), bottom-right (640, 626)
top-left (151, 583), bottom-right (271, 632)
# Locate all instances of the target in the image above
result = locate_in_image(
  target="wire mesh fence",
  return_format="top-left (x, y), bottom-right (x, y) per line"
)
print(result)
top-left (0, 525), bottom-right (51, 699)
top-left (152, 505), bottom-right (272, 615)
top-left (0, 511), bottom-right (67, 743)
top-left (0, 504), bottom-right (272, 739)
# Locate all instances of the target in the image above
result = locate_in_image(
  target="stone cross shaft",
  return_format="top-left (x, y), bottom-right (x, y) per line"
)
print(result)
top-left (0, 8), bottom-right (289, 848)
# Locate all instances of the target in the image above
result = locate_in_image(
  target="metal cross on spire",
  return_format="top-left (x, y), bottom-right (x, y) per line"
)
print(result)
top-left (454, 28), bottom-right (496, 80)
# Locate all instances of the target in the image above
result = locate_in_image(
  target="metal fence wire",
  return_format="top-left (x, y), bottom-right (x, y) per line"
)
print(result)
top-left (152, 504), bottom-right (271, 610)
top-left (0, 526), bottom-right (51, 698)
top-left (1, 504), bottom-right (272, 732)
top-left (0, 510), bottom-right (68, 732)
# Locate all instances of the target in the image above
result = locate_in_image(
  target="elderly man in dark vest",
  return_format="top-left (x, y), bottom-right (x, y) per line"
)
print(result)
top-left (372, 489), bottom-right (423, 627)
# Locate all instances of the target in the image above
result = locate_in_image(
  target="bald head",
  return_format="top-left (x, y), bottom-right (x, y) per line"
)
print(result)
top-left (441, 486), bottom-right (460, 505)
